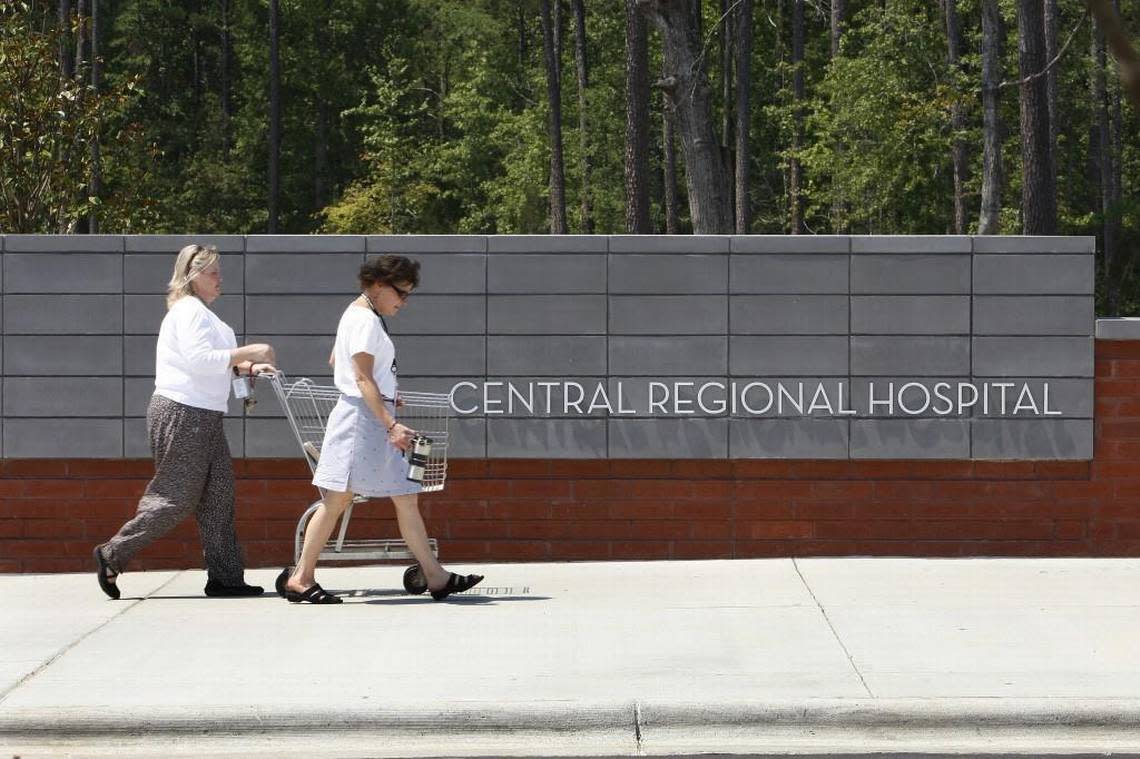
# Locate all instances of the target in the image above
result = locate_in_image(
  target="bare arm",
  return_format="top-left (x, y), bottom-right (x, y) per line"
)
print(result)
top-left (229, 343), bottom-right (276, 368)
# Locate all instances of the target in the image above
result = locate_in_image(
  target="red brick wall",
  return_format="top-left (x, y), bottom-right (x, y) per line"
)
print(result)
top-left (3, 340), bottom-right (1139, 572)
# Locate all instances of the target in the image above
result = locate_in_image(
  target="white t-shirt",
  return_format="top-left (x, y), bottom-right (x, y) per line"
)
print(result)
top-left (153, 296), bottom-right (237, 412)
top-left (332, 306), bottom-right (398, 400)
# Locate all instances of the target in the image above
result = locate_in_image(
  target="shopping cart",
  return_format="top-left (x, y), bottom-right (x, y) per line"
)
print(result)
top-left (266, 372), bottom-right (451, 593)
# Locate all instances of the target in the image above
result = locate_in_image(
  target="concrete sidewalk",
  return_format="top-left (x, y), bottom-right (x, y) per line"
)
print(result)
top-left (3, 558), bottom-right (1140, 756)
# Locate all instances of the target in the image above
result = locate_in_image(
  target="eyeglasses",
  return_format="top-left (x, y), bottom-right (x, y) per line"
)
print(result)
top-left (389, 283), bottom-right (413, 301)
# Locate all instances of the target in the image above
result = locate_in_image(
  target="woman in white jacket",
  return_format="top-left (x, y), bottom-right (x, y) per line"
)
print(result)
top-left (93, 243), bottom-right (276, 600)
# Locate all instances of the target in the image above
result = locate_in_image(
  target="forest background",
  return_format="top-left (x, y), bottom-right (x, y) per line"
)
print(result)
top-left (1, 0), bottom-right (1137, 312)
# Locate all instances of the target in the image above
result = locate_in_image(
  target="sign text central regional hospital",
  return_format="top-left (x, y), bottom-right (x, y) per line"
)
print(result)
top-left (448, 379), bottom-right (1064, 417)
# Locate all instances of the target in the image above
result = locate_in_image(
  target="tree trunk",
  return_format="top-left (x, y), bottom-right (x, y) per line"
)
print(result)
top-left (1017, 0), bottom-right (1057, 235)
top-left (1044, 0), bottom-right (1059, 194)
top-left (58, 0), bottom-right (73, 79)
top-left (88, 0), bottom-right (99, 233)
top-left (978, 0), bottom-right (1004, 234)
top-left (734, 0), bottom-right (751, 233)
top-left (830, 0), bottom-right (846, 231)
top-left (1092, 14), bottom-right (1118, 313)
top-left (540, 0), bottom-right (568, 234)
top-left (830, 0), bottom-right (845, 57)
top-left (625, 0), bottom-right (651, 233)
top-left (571, 0), bottom-right (593, 233)
top-left (663, 93), bottom-right (679, 234)
top-left (789, 0), bottom-right (804, 234)
top-left (639, 0), bottom-right (733, 234)
top-left (220, 0), bottom-right (232, 148)
top-left (944, 0), bottom-right (968, 234)
top-left (312, 0), bottom-right (331, 212)
top-left (268, 0), bottom-right (281, 233)
top-left (517, 1), bottom-right (527, 72)
top-left (720, 0), bottom-right (732, 155)
top-left (73, 0), bottom-right (85, 81)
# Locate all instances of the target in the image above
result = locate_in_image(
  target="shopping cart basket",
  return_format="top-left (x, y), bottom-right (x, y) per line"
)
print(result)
top-left (266, 372), bottom-right (450, 584)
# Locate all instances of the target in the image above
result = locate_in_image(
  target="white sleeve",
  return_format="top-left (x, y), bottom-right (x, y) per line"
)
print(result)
top-left (177, 306), bottom-right (233, 377)
top-left (345, 315), bottom-right (380, 358)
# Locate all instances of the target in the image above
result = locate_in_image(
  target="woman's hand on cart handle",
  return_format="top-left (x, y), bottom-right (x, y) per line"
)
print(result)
top-left (387, 422), bottom-right (414, 452)
top-left (250, 362), bottom-right (277, 376)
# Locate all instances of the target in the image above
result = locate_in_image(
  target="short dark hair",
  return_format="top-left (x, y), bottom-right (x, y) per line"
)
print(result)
top-left (359, 255), bottom-right (421, 290)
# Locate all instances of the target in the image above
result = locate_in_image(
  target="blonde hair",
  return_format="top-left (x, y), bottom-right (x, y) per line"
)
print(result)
top-left (166, 243), bottom-right (220, 309)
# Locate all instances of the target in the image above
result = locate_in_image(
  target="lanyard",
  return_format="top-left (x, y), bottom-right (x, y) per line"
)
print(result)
top-left (362, 293), bottom-right (397, 377)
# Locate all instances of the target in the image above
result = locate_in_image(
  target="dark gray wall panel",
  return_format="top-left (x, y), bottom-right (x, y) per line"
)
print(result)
top-left (731, 295), bottom-right (847, 335)
top-left (731, 255), bottom-right (848, 294)
top-left (611, 336), bottom-right (727, 375)
top-left (488, 254), bottom-right (606, 293)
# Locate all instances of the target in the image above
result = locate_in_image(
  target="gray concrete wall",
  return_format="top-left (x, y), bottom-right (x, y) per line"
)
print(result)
top-left (0, 235), bottom-right (1095, 460)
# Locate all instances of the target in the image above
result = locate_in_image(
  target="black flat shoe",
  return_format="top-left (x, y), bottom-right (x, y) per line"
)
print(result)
top-left (275, 567), bottom-right (292, 598)
top-left (204, 580), bottom-right (265, 597)
top-left (92, 545), bottom-right (120, 600)
top-left (285, 583), bottom-right (342, 604)
top-left (430, 572), bottom-right (484, 601)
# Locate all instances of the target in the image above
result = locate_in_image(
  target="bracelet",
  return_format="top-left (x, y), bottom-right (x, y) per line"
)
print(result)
top-left (387, 420), bottom-right (397, 433)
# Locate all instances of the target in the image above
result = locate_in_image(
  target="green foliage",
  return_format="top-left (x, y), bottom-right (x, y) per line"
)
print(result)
top-left (799, 0), bottom-right (956, 233)
top-left (0, 1), bottom-right (152, 232)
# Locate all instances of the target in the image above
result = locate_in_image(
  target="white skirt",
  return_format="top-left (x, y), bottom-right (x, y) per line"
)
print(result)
top-left (311, 396), bottom-right (423, 499)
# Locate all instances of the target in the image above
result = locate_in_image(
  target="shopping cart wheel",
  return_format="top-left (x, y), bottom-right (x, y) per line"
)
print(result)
top-left (403, 564), bottom-right (428, 595)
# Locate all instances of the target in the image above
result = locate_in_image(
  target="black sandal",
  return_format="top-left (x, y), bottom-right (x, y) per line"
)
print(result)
top-left (285, 583), bottom-right (342, 604)
top-left (430, 572), bottom-right (484, 601)
top-left (93, 545), bottom-right (120, 600)
top-left (274, 567), bottom-right (292, 598)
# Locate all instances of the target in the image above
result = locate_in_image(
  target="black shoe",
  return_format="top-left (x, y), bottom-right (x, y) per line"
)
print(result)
top-left (275, 567), bottom-right (292, 598)
top-left (204, 580), bottom-right (265, 597)
top-left (93, 545), bottom-right (120, 600)
top-left (284, 583), bottom-right (343, 604)
top-left (430, 572), bottom-right (484, 601)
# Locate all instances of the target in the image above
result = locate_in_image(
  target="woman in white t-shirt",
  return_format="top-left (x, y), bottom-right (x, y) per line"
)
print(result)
top-left (279, 255), bottom-right (483, 604)
top-left (93, 244), bottom-right (277, 600)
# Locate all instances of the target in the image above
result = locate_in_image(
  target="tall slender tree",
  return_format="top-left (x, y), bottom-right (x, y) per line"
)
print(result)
top-left (789, 0), bottom-right (804, 233)
top-left (571, 0), bottom-right (593, 232)
top-left (978, 0), bottom-right (1004, 234)
top-left (734, 0), bottom-right (752, 233)
top-left (830, 0), bottom-right (846, 57)
top-left (720, 0), bottom-right (733, 202)
top-left (220, 0), bottom-right (232, 148)
top-left (1017, 0), bottom-right (1057, 234)
top-left (88, 0), bottom-right (100, 233)
top-left (624, 0), bottom-right (651, 233)
top-left (58, 0), bottom-right (72, 79)
top-left (662, 102), bottom-right (679, 233)
top-left (540, 0), bottom-right (568, 234)
top-left (1044, 0), bottom-right (1059, 194)
top-left (640, 0), bottom-right (731, 233)
top-left (1091, 12), bottom-right (1118, 312)
top-left (943, 0), bottom-right (967, 234)
top-left (268, 0), bottom-right (281, 233)
top-left (829, 0), bottom-right (846, 231)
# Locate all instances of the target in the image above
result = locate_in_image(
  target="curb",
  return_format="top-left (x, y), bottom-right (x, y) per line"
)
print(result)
top-left (6, 699), bottom-right (1140, 737)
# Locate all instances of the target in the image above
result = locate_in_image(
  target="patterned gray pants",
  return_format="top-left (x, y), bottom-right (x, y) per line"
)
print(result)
top-left (101, 395), bottom-right (245, 584)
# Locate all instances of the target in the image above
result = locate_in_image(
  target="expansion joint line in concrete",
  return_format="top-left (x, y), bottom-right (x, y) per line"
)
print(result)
top-left (791, 558), bottom-right (875, 698)
top-left (0, 571), bottom-right (185, 706)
